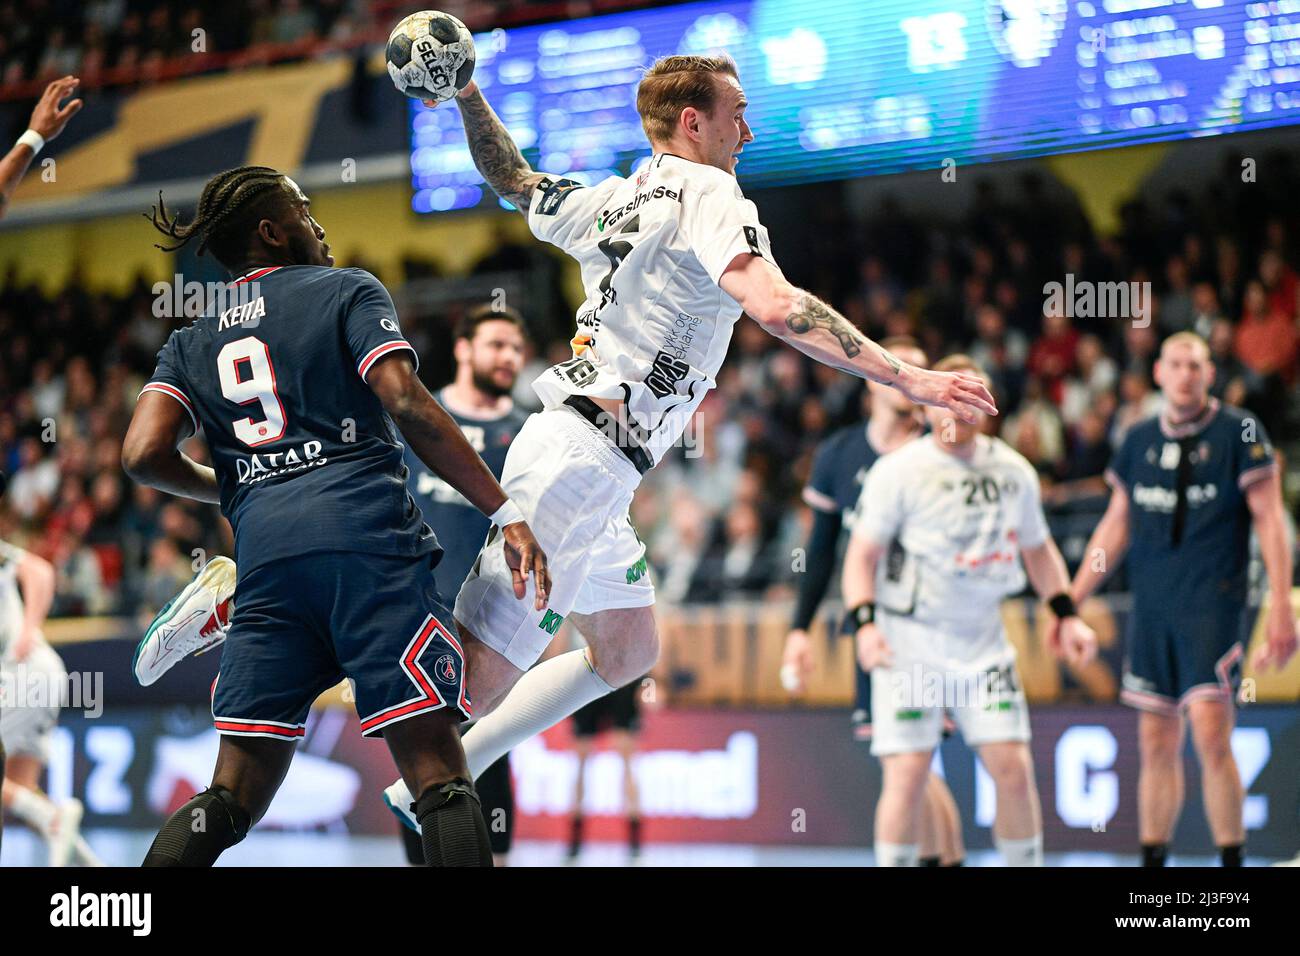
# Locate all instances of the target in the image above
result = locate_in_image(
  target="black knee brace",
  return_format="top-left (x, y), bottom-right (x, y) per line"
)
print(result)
top-left (142, 785), bottom-right (251, 867)
top-left (414, 779), bottom-right (493, 867)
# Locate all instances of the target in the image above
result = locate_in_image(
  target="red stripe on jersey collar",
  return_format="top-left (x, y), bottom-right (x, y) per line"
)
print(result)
top-left (1159, 397), bottom-right (1219, 439)
top-left (231, 266), bottom-right (283, 286)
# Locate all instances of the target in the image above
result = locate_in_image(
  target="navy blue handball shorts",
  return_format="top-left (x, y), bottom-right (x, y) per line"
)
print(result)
top-left (212, 551), bottom-right (471, 740)
top-left (1121, 598), bottom-right (1251, 715)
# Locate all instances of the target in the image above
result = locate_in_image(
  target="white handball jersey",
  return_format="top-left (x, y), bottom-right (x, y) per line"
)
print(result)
top-left (0, 540), bottom-right (27, 659)
top-left (854, 434), bottom-right (1049, 625)
top-left (526, 153), bottom-right (774, 465)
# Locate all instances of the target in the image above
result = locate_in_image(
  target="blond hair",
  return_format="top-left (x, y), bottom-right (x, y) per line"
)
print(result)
top-left (636, 55), bottom-right (738, 144)
top-left (1160, 331), bottom-right (1210, 359)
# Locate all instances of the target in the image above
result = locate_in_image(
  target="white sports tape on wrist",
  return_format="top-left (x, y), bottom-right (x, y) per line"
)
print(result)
top-left (489, 499), bottom-right (525, 528)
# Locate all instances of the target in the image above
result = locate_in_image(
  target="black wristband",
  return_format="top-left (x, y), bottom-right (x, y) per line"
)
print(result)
top-left (1048, 593), bottom-right (1078, 619)
top-left (847, 602), bottom-right (876, 628)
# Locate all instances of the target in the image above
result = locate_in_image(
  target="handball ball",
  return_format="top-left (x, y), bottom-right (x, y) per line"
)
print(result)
top-left (386, 10), bottom-right (476, 103)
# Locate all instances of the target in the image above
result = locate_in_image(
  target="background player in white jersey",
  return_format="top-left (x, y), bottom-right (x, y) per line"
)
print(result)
top-left (383, 55), bottom-right (997, 823)
top-left (0, 539), bottom-right (101, 866)
top-left (842, 355), bottom-right (1095, 866)
top-left (781, 338), bottom-right (964, 866)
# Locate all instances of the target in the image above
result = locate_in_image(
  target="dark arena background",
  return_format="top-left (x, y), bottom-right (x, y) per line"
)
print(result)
top-left (0, 0), bottom-right (1298, 901)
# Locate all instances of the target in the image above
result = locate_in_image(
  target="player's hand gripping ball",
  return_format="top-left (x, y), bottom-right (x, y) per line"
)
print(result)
top-left (386, 10), bottom-right (476, 103)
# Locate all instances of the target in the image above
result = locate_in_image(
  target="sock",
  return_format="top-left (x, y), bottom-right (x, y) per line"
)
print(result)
top-left (74, 836), bottom-right (105, 867)
top-left (142, 786), bottom-right (250, 867)
top-left (919, 856), bottom-right (941, 867)
top-left (399, 820), bottom-right (426, 866)
top-left (415, 779), bottom-right (492, 867)
top-left (875, 842), bottom-right (919, 867)
top-left (995, 833), bottom-right (1043, 867)
top-left (463, 650), bottom-right (614, 778)
top-left (944, 858), bottom-right (964, 867)
top-left (1141, 843), bottom-right (1169, 867)
top-left (8, 786), bottom-right (58, 835)
top-left (1219, 844), bottom-right (1243, 867)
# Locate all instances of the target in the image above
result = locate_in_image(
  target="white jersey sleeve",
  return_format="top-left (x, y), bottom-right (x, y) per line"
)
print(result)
top-left (853, 456), bottom-right (905, 546)
top-left (0, 539), bottom-right (28, 657)
top-left (527, 175), bottom-right (624, 255)
top-left (678, 175), bottom-right (774, 285)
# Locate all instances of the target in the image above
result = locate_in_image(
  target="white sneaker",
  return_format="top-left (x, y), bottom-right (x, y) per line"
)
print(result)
top-left (48, 799), bottom-right (83, 868)
top-left (383, 779), bottom-right (419, 833)
top-left (133, 556), bottom-right (237, 686)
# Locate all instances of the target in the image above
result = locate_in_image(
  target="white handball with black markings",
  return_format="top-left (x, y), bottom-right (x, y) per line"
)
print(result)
top-left (385, 10), bottom-right (476, 103)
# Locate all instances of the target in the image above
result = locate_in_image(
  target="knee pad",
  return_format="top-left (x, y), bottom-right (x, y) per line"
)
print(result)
top-left (415, 779), bottom-right (492, 867)
top-left (142, 785), bottom-right (251, 867)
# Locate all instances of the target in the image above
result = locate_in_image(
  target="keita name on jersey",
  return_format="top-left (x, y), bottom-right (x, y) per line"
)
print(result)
top-left (235, 440), bottom-right (326, 484)
top-left (218, 295), bottom-right (267, 331)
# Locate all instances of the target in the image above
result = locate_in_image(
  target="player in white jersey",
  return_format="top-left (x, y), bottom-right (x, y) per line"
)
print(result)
top-left (383, 55), bottom-right (998, 824)
top-left (0, 540), bottom-right (101, 865)
top-left (842, 355), bottom-right (1096, 866)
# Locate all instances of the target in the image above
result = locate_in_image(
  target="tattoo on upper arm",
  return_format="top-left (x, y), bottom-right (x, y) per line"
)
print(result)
top-left (785, 293), bottom-right (867, 359)
top-left (457, 90), bottom-right (541, 211)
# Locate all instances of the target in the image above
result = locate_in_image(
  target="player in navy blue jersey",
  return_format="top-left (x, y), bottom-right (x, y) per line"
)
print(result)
top-left (121, 166), bottom-right (550, 867)
top-left (1073, 332), bottom-right (1297, 867)
top-left (781, 337), bottom-right (964, 866)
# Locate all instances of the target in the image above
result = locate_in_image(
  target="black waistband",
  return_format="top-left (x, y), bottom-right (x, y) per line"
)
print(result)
top-left (562, 395), bottom-right (652, 475)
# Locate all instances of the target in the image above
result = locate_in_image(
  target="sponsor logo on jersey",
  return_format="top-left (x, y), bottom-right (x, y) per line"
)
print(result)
top-left (218, 295), bottom-right (266, 331)
top-left (644, 349), bottom-right (692, 399)
top-left (1131, 481), bottom-right (1218, 512)
top-left (595, 184), bottom-right (681, 232)
top-left (234, 440), bottom-right (326, 484)
top-left (536, 177), bottom-right (583, 216)
top-left (538, 609), bottom-right (565, 634)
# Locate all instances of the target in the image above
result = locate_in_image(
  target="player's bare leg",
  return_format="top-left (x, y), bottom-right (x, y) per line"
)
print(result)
top-left (611, 727), bottom-right (641, 854)
top-left (1186, 698), bottom-right (1244, 862)
top-left (1137, 709), bottom-right (1184, 864)
top-left (142, 735), bottom-right (294, 866)
top-left (923, 772), bottom-right (964, 865)
top-left (874, 750), bottom-right (931, 866)
top-left (978, 741), bottom-right (1043, 865)
top-left (569, 733), bottom-right (593, 858)
top-left (384, 708), bottom-right (492, 866)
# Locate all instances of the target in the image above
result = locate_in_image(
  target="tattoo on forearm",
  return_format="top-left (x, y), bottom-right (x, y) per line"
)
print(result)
top-left (878, 345), bottom-right (902, 378)
top-left (785, 294), bottom-right (867, 359)
top-left (457, 90), bottom-right (541, 210)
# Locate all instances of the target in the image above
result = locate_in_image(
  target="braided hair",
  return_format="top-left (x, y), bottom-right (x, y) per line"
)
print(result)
top-left (146, 166), bottom-right (295, 269)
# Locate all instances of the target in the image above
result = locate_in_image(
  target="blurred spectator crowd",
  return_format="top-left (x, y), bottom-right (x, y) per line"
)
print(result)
top-left (0, 0), bottom-right (637, 95)
top-left (3, 156), bottom-right (1300, 618)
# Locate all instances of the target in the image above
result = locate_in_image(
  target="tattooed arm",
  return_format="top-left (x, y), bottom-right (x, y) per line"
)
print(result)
top-left (719, 252), bottom-right (997, 423)
top-left (439, 81), bottom-right (546, 214)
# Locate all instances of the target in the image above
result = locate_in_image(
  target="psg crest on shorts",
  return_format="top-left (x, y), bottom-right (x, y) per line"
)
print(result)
top-left (435, 653), bottom-right (458, 682)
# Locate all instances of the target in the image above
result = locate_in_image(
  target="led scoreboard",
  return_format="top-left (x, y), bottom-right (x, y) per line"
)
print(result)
top-left (408, 0), bottom-right (1300, 213)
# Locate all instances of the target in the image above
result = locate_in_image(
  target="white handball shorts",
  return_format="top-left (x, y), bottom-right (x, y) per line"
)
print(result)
top-left (454, 405), bottom-right (655, 671)
top-left (869, 610), bottom-right (1031, 757)
top-left (0, 640), bottom-right (68, 762)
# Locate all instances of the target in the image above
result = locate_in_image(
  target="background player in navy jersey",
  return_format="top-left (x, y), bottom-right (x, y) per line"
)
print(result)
top-left (121, 166), bottom-right (550, 867)
top-left (395, 303), bottom-right (531, 866)
top-left (1072, 331), bottom-right (1298, 867)
top-left (781, 337), bottom-right (963, 866)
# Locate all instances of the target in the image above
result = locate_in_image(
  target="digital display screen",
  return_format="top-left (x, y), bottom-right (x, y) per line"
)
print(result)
top-left (408, 0), bottom-right (1300, 213)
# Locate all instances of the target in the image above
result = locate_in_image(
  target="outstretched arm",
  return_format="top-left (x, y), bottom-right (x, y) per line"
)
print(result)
top-left (0, 76), bottom-right (82, 221)
top-left (719, 253), bottom-right (997, 423)
top-left (435, 81), bottom-right (546, 214)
